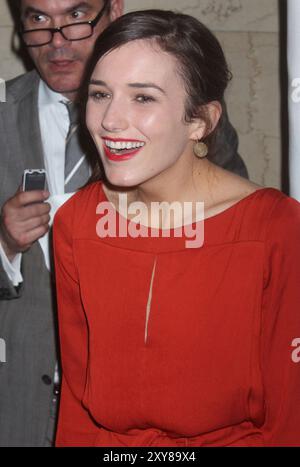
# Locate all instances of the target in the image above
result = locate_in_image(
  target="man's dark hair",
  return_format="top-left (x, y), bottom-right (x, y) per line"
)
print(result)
top-left (9, 0), bottom-right (22, 28)
top-left (11, 0), bottom-right (21, 10)
top-left (86, 9), bottom-right (232, 180)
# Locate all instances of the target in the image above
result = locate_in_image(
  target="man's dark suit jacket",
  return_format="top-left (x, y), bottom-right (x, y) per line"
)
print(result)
top-left (0, 69), bottom-right (248, 446)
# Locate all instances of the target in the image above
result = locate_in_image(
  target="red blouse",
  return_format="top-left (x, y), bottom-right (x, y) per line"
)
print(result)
top-left (53, 182), bottom-right (300, 447)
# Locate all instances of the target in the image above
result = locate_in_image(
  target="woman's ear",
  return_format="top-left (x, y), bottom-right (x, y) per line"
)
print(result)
top-left (189, 101), bottom-right (222, 141)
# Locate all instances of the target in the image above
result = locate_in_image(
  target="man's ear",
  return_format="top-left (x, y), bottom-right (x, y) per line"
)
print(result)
top-left (189, 101), bottom-right (222, 141)
top-left (109, 0), bottom-right (124, 21)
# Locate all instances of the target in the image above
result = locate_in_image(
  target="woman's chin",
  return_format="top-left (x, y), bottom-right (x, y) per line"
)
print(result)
top-left (104, 171), bottom-right (142, 189)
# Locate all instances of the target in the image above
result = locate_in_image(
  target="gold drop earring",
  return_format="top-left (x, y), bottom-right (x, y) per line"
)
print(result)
top-left (193, 140), bottom-right (208, 159)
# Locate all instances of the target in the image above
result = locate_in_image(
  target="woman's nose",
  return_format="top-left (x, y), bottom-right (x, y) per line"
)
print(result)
top-left (101, 100), bottom-right (129, 133)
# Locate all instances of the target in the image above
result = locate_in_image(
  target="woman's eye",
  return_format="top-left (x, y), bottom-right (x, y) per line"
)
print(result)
top-left (89, 91), bottom-right (111, 101)
top-left (135, 95), bottom-right (155, 104)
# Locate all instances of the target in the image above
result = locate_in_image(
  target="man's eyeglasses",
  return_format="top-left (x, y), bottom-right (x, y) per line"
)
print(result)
top-left (21, 1), bottom-right (109, 47)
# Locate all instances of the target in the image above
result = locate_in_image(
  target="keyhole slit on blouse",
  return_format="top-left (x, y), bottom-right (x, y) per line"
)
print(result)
top-left (144, 258), bottom-right (157, 344)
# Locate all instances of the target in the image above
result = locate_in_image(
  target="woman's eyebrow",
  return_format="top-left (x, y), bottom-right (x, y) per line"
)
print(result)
top-left (128, 83), bottom-right (166, 94)
top-left (89, 79), bottom-right (107, 86)
top-left (88, 80), bottom-right (166, 95)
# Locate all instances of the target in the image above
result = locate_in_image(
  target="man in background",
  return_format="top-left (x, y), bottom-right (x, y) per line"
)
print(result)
top-left (0, 0), bottom-right (247, 446)
top-left (0, 0), bottom-right (124, 446)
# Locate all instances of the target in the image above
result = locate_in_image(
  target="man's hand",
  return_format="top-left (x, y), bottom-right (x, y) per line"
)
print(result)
top-left (0, 189), bottom-right (51, 262)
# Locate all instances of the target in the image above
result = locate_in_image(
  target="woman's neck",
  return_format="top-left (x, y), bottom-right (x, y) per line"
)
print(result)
top-left (104, 158), bottom-right (218, 229)
top-left (130, 157), bottom-right (214, 206)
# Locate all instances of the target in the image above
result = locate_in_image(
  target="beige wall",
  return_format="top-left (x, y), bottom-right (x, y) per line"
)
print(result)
top-left (0, 0), bottom-right (280, 187)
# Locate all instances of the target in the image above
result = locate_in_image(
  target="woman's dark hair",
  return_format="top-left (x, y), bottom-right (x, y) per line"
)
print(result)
top-left (86, 9), bottom-right (232, 181)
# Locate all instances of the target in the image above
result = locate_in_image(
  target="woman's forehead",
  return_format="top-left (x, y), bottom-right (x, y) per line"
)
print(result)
top-left (92, 40), bottom-right (181, 86)
top-left (96, 40), bottom-right (177, 71)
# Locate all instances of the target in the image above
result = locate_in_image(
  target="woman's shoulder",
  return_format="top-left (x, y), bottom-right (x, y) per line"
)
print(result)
top-left (213, 166), bottom-right (298, 212)
top-left (231, 177), bottom-right (300, 232)
top-left (260, 188), bottom-right (300, 239)
top-left (204, 167), bottom-right (280, 220)
top-left (205, 168), bottom-right (300, 242)
top-left (233, 183), bottom-right (300, 245)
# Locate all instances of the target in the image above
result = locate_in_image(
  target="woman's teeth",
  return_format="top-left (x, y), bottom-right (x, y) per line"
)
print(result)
top-left (104, 140), bottom-right (145, 153)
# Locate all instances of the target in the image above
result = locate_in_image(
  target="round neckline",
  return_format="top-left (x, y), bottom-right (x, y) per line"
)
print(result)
top-left (99, 184), bottom-right (272, 232)
top-left (199, 187), bottom-right (270, 223)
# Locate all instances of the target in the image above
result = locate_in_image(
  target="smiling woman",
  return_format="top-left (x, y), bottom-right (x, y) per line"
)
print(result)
top-left (85, 9), bottom-right (231, 186)
top-left (86, 39), bottom-right (207, 188)
top-left (53, 10), bottom-right (300, 447)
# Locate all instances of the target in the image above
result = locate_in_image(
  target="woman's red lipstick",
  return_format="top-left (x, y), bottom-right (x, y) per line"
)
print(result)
top-left (102, 138), bottom-right (145, 162)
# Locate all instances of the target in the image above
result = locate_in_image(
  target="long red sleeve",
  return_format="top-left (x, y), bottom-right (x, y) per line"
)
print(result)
top-left (259, 195), bottom-right (300, 445)
top-left (53, 198), bottom-right (100, 447)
